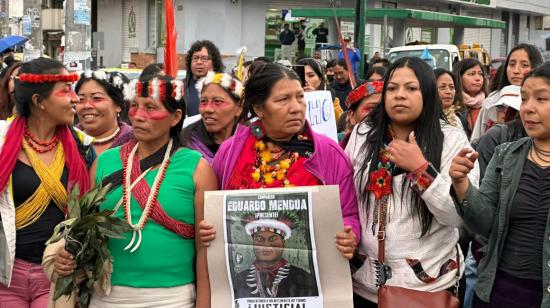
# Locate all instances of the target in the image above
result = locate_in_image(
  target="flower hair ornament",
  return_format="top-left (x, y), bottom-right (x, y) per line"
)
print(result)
top-left (17, 73), bottom-right (79, 84)
top-left (195, 71), bottom-right (244, 100)
top-left (123, 78), bottom-right (184, 102)
top-left (81, 70), bottom-right (127, 91)
top-left (345, 80), bottom-right (384, 109)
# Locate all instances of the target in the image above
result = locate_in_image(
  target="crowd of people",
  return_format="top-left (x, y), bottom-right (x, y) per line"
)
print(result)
top-left (0, 37), bottom-right (549, 308)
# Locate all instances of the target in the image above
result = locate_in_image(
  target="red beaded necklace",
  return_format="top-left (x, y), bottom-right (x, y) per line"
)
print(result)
top-left (23, 126), bottom-right (60, 153)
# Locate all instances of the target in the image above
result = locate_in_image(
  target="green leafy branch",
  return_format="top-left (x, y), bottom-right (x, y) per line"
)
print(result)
top-left (46, 183), bottom-right (132, 308)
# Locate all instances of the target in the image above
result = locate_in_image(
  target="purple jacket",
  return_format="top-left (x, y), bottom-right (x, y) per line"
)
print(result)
top-left (187, 136), bottom-right (215, 164)
top-left (212, 123), bottom-right (361, 244)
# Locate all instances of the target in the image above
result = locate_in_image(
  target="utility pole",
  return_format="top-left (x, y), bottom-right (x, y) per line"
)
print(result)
top-left (64, 0), bottom-right (92, 71)
top-left (23, 0), bottom-right (42, 60)
top-left (354, 0), bottom-right (367, 79)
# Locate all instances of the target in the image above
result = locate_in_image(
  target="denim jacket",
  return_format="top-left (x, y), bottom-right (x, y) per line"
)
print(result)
top-left (455, 137), bottom-right (550, 308)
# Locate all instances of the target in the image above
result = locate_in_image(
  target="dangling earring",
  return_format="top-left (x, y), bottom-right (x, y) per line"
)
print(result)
top-left (250, 121), bottom-right (265, 139)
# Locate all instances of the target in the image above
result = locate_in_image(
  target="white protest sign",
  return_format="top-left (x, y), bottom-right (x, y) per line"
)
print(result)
top-left (305, 91), bottom-right (338, 142)
top-left (182, 114), bottom-right (201, 128)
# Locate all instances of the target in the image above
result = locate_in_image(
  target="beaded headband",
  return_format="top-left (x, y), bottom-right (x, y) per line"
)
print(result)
top-left (345, 80), bottom-right (384, 109)
top-left (17, 73), bottom-right (79, 84)
top-left (195, 72), bottom-right (243, 100)
top-left (123, 78), bottom-right (184, 102)
top-left (81, 70), bottom-right (127, 91)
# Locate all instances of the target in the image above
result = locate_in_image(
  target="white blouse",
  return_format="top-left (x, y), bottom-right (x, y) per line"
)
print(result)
top-left (345, 121), bottom-right (480, 302)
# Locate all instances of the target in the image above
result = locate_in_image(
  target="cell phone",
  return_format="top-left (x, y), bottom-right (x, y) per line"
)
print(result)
top-left (292, 65), bottom-right (306, 87)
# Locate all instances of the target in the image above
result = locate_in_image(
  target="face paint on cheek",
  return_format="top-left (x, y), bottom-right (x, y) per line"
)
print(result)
top-left (360, 106), bottom-right (373, 115)
top-left (147, 110), bottom-right (170, 120)
top-left (53, 88), bottom-right (72, 98)
top-left (128, 107), bottom-right (170, 120)
top-left (128, 107), bottom-right (138, 117)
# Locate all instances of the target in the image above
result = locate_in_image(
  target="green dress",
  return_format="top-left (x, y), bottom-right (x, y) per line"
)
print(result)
top-left (96, 146), bottom-right (201, 288)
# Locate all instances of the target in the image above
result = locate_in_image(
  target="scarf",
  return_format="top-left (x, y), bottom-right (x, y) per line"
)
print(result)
top-left (111, 122), bottom-right (134, 148)
top-left (444, 105), bottom-right (459, 127)
top-left (0, 117), bottom-right (89, 197)
top-left (187, 120), bottom-right (222, 155)
top-left (16, 142), bottom-right (67, 229)
top-left (462, 91), bottom-right (485, 109)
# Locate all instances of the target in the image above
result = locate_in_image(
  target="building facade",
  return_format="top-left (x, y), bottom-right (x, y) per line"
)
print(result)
top-left (93, 0), bottom-right (549, 69)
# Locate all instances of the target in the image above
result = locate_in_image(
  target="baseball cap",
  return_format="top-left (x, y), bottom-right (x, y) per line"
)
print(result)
top-left (498, 85), bottom-right (521, 111)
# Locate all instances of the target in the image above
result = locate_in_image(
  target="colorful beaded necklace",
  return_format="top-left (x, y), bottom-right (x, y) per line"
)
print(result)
top-left (121, 138), bottom-right (172, 252)
top-left (251, 138), bottom-right (300, 188)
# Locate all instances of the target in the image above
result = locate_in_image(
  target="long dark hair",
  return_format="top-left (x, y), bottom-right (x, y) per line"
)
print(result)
top-left (366, 66), bottom-right (388, 81)
top-left (498, 43), bottom-right (543, 90)
top-left (297, 58), bottom-right (327, 90)
top-left (357, 57), bottom-right (445, 236)
top-left (0, 62), bottom-right (22, 119)
top-left (452, 58), bottom-right (488, 97)
top-left (434, 68), bottom-right (463, 112)
top-left (14, 58), bottom-right (66, 117)
top-left (240, 63), bottom-right (301, 122)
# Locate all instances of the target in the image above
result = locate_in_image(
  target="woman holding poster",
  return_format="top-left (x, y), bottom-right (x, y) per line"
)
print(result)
top-left (345, 57), bottom-right (480, 307)
top-left (201, 62), bottom-right (360, 255)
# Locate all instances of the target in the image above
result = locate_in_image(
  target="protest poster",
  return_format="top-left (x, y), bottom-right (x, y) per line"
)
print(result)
top-left (304, 91), bottom-right (338, 143)
top-left (205, 186), bottom-right (354, 308)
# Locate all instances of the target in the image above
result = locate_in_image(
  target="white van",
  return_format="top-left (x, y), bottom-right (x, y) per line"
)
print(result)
top-left (387, 44), bottom-right (461, 71)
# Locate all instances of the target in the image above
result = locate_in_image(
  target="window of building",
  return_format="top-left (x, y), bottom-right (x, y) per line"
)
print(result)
top-left (147, 0), bottom-right (166, 49)
top-left (42, 0), bottom-right (64, 9)
top-left (535, 16), bottom-right (550, 31)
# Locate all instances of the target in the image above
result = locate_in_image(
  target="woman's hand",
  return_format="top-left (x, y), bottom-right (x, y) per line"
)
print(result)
top-left (386, 131), bottom-right (427, 172)
top-left (335, 226), bottom-right (357, 260)
top-left (449, 148), bottom-right (478, 202)
top-left (53, 248), bottom-right (76, 277)
top-left (199, 220), bottom-right (217, 247)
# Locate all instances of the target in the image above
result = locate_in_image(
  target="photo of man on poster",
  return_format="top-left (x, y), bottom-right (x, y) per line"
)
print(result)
top-left (232, 214), bottom-right (319, 299)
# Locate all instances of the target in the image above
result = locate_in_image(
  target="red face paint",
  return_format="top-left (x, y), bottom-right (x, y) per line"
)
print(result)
top-left (360, 106), bottom-right (373, 114)
top-left (128, 106), bottom-right (170, 120)
top-left (53, 87), bottom-right (74, 98)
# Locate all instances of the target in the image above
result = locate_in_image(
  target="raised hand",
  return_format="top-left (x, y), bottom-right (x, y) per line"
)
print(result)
top-left (449, 148), bottom-right (479, 201)
top-left (386, 131), bottom-right (427, 172)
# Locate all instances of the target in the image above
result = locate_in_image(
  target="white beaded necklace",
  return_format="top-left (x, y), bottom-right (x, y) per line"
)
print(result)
top-left (92, 127), bottom-right (120, 145)
top-left (122, 139), bottom-right (173, 253)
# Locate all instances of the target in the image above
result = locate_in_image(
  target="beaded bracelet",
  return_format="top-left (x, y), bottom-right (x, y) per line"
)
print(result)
top-left (407, 162), bottom-right (438, 194)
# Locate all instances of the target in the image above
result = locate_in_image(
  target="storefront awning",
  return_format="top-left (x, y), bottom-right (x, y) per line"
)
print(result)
top-left (291, 8), bottom-right (506, 29)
